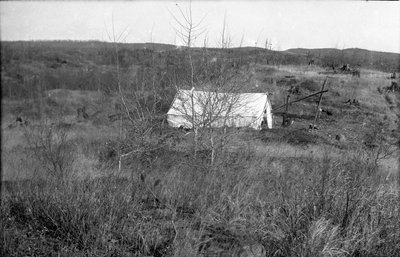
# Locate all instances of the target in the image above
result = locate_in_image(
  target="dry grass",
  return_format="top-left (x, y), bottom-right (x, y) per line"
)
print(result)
top-left (2, 62), bottom-right (399, 256)
top-left (1, 109), bottom-right (400, 256)
top-left (2, 124), bottom-right (399, 256)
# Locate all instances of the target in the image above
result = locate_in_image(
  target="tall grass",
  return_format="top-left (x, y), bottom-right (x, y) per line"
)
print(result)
top-left (2, 140), bottom-right (399, 256)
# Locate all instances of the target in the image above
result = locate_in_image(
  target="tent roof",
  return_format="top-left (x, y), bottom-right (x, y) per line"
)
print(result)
top-left (167, 89), bottom-right (269, 118)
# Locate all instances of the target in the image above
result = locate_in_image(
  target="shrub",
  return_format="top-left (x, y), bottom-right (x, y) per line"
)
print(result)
top-left (3, 132), bottom-right (400, 256)
top-left (98, 139), bottom-right (119, 164)
top-left (24, 122), bottom-right (75, 178)
top-left (385, 93), bottom-right (395, 105)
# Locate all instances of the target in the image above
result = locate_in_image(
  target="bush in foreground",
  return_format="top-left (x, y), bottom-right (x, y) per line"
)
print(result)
top-left (1, 147), bottom-right (399, 256)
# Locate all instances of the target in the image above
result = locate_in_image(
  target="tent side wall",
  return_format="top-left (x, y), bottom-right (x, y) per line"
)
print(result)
top-left (211, 115), bottom-right (263, 130)
top-left (167, 114), bottom-right (193, 129)
top-left (167, 114), bottom-right (263, 130)
top-left (167, 90), bottom-right (273, 130)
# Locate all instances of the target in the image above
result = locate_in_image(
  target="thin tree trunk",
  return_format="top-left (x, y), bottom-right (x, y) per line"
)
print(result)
top-left (190, 86), bottom-right (197, 158)
top-left (210, 128), bottom-right (215, 166)
top-left (118, 112), bottom-right (123, 173)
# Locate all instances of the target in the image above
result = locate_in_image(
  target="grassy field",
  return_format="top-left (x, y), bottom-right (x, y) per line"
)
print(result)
top-left (1, 42), bottom-right (400, 256)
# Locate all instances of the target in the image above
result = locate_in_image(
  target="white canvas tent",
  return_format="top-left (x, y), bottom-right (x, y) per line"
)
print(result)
top-left (167, 89), bottom-right (273, 130)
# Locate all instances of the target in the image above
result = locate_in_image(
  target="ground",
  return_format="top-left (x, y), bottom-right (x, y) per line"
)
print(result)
top-left (1, 60), bottom-right (400, 256)
top-left (4, 63), bottom-right (397, 180)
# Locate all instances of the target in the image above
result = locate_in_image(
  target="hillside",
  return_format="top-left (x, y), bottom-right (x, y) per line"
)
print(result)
top-left (2, 41), bottom-right (399, 100)
top-left (2, 40), bottom-right (400, 256)
top-left (2, 40), bottom-right (399, 144)
top-left (285, 47), bottom-right (400, 72)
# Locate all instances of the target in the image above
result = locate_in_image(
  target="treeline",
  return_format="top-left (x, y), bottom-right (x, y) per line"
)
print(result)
top-left (2, 40), bottom-right (398, 101)
top-left (1, 41), bottom-right (175, 99)
top-left (286, 48), bottom-right (400, 72)
top-left (0, 41), bottom-right (262, 100)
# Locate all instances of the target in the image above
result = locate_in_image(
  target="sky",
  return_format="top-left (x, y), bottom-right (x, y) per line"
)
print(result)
top-left (1, 1), bottom-right (399, 53)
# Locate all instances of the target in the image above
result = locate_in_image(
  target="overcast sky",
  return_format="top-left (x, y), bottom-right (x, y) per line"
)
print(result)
top-left (1, 1), bottom-right (399, 53)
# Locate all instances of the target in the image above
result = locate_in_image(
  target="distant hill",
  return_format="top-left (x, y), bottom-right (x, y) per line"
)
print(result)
top-left (285, 48), bottom-right (400, 72)
top-left (1, 40), bottom-right (399, 100)
top-left (2, 40), bottom-right (398, 71)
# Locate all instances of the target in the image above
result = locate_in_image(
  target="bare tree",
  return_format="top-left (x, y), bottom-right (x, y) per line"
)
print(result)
top-left (104, 16), bottom-right (132, 122)
top-left (104, 17), bottom-right (162, 173)
top-left (170, 88), bottom-right (237, 165)
top-left (104, 17), bottom-right (132, 173)
top-left (149, 22), bottom-right (155, 44)
top-left (255, 29), bottom-right (263, 47)
top-left (169, 1), bottom-right (206, 48)
top-left (265, 38), bottom-right (272, 50)
top-left (239, 31), bottom-right (245, 48)
top-left (203, 31), bottom-right (209, 48)
top-left (220, 12), bottom-right (232, 49)
top-left (24, 121), bottom-right (74, 178)
top-left (169, 67), bottom-right (257, 166)
top-left (169, 0), bottom-right (207, 156)
top-left (168, 1), bottom-right (260, 165)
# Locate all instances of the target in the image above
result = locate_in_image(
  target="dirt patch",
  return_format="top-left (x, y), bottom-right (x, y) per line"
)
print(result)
top-left (277, 77), bottom-right (298, 88)
top-left (300, 79), bottom-right (320, 92)
top-left (260, 128), bottom-right (330, 146)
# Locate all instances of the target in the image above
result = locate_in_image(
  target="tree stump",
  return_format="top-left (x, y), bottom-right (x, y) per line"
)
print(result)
top-left (77, 106), bottom-right (89, 121)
